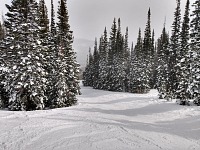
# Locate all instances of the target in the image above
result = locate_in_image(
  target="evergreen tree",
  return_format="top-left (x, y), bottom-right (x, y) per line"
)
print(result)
top-left (54, 0), bottom-right (80, 107)
top-left (176, 0), bottom-right (191, 104)
top-left (38, 0), bottom-right (49, 38)
top-left (130, 28), bottom-right (149, 93)
top-left (50, 0), bottom-right (56, 35)
top-left (143, 8), bottom-right (152, 59)
top-left (83, 48), bottom-right (94, 86)
top-left (150, 29), bottom-right (156, 88)
top-left (92, 38), bottom-right (100, 89)
top-left (98, 27), bottom-right (108, 89)
top-left (107, 18), bottom-right (117, 91)
top-left (111, 18), bottom-right (125, 91)
top-left (124, 27), bottom-right (130, 92)
top-left (130, 9), bottom-right (152, 93)
top-left (156, 25), bottom-right (170, 99)
top-left (189, 0), bottom-right (200, 105)
top-left (4, 0), bottom-right (47, 110)
top-left (168, 0), bottom-right (181, 99)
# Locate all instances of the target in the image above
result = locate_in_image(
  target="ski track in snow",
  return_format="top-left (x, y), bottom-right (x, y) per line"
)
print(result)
top-left (0, 83), bottom-right (200, 150)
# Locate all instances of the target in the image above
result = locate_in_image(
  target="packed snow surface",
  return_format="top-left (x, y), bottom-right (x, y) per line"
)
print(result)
top-left (0, 82), bottom-right (200, 150)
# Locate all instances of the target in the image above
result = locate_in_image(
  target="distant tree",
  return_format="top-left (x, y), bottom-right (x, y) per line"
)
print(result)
top-left (98, 27), bottom-right (108, 89)
top-left (156, 25), bottom-right (170, 99)
top-left (130, 9), bottom-right (153, 93)
top-left (124, 27), bottom-right (130, 92)
top-left (111, 18), bottom-right (126, 91)
top-left (92, 38), bottom-right (100, 89)
top-left (83, 48), bottom-right (94, 86)
top-left (107, 18), bottom-right (117, 91)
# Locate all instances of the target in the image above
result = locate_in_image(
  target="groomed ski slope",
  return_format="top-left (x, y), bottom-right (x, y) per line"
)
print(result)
top-left (0, 82), bottom-right (200, 150)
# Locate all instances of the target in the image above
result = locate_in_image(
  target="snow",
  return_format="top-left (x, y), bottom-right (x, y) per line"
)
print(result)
top-left (0, 83), bottom-right (200, 150)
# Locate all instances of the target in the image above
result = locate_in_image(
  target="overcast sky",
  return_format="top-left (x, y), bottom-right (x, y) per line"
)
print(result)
top-left (1, 0), bottom-right (188, 44)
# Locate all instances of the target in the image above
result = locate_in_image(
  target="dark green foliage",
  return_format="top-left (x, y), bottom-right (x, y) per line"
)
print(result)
top-left (83, 48), bottom-right (94, 87)
top-left (92, 38), bottom-right (100, 89)
top-left (189, 0), bottom-right (200, 105)
top-left (38, 0), bottom-right (49, 37)
top-left (52, 0), bottom-right (80, 108)
top-left (3, 0), bottom-right (47, 111)
top-left (0, 21), bottom-right (5, 40)
top-left (98, 28), bottom-right (108, 89)
top-left (168, 0), bottom-right (181, 99)
top-left (176, 0), bottom-right (191, 104)
top-left (156, 26), bottom-right (170, 99)
top-left (0, 0), bottom-right (80, 110)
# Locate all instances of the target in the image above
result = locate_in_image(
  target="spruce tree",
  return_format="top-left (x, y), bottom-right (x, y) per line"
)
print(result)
top-left (156, 25), bottom-right (170, 99)
top-left (111, 18), bottom-right (125, 91)
top-left (92, 38), bottom-right (100, 89)
top-left (107, 18), bottom-right (117, 91)
top-left (4, 0), bottom-right (47, 110)
top-left (130, 9), bottom-right (152, 93)
top-left (168, 0), bottom-right (181, 99)
top-left (124, 27), bottom-right (130, 92)
top-left (55, 0), bottom-right (80, 107)
top-left (130, 28), bottom-right (149, 93)
top-left (83, 48), bottom-right (94, 86)
top-left (176, 0), bottom-right (191, 104)
top-left (98, 28), bottom-right (108, 89)
top-left (189, 0), bottom-right (200, 105)
top-left (45, 0), bottom-right (58, 107)
top-left (38, 0), bottom-right (49, 38)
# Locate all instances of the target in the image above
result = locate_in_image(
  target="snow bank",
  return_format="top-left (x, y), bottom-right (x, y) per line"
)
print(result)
top-left (0, 85), bottom-right (200, 150)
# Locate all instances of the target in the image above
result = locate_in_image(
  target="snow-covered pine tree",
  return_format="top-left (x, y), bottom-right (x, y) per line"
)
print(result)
top-left (151, 29), bottom-right (157, 89)
top-left (156, 25), bottom-right (170, 99)
top-left (111, 18), bottom-right (126, 92)
top-left (130, 28), bottom-right (149, 93)
top-left (38, 0), bottom-right (49, 39)
top-left (176, 0), bottom-right (191, 104)
top-left (83, 47), bottom-right (94, 86)
top-left (124, 27), bottom-right (131, 92)
top-left (45, 0), bottom-right (59, 107)
top-left (144, 8), bottom-right (154, 91)
top-left (0, 16), bottom-right (8, 109)
top-left (38, 0), bottom-right (51, 107)
top-left (98, 28), bottom-right (108, 90)
top-left (107, 18), bottom-right (117, 91)
top-left (92, 38), bottom-right (100, 89)
top-left (168, 0), bottom-right (181, 99)
top-left (54, 0), bottom-right (80, 107)
top-left (4, 0), bottom-right (47, 111)
top-left (130, 9), bottom-right (152, 93)
top-left (189, 0), bottom-right (200, 105)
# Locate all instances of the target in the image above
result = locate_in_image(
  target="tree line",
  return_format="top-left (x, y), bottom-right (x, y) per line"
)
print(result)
top-left (0, 0), bottom-right (80, 111)
top-left (83, 0), bottom-right (200, 106)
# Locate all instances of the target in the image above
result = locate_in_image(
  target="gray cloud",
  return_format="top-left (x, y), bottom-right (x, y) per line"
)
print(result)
top-left (1, 0), bottom-right (188, 43)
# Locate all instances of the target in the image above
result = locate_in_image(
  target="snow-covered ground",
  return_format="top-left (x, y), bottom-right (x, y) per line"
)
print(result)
top-left (0, 83), bottom-right (200, 150)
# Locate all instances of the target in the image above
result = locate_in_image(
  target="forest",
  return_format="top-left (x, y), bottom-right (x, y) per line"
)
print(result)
top-left (0, 0), bottom-right (199, 111)
top-left (83, 0), bottom-right (200, 106)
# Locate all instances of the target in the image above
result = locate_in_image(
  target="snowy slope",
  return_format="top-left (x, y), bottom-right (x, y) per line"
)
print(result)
top-left (0, 82), bottom-right (200, 150)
